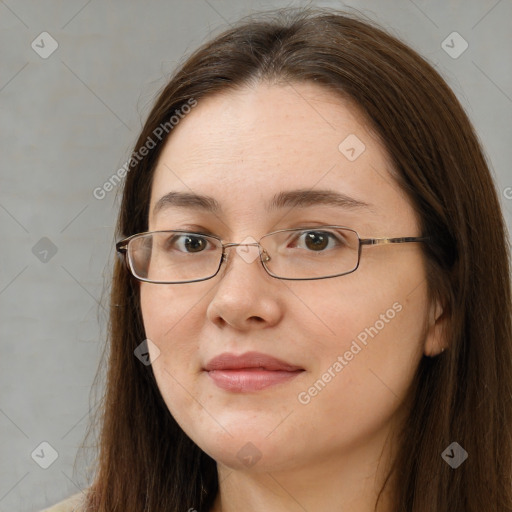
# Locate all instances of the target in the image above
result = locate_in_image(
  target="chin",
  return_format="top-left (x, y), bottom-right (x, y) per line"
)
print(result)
top-left (198, 437), bottom-right (297, 473)
top-left (179, 418), bottom-right (308, 473)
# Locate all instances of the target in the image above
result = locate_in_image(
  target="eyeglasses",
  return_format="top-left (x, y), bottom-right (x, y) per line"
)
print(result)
top-left (116, 226), bottom-right (430, 284)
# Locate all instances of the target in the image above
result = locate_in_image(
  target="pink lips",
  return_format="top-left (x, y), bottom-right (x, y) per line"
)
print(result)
top-left (204, 351), bottom-right (304, 392)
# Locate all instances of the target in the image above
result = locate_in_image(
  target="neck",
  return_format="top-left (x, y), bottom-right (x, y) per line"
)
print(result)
top-left (209, 422), bottom-right (399, 512)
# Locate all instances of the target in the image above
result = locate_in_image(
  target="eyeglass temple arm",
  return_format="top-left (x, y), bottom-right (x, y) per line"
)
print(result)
top-left (360, 236), bottom-right (430, 246)
top-left (116, 241), bottom-right (128, 253)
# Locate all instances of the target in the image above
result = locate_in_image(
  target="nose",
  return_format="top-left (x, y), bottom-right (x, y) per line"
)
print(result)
top-left (221, 242), bottom-right (271, 267)
top-left (205, 241), bottom-right (282, 329)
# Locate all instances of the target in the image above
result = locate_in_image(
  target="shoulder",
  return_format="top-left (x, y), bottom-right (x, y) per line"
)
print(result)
top-left (39, 492), bottom-right (85, 512)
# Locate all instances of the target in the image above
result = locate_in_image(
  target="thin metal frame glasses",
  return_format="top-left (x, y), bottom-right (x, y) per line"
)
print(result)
top-left (116, 226), bottom-right (430, 284)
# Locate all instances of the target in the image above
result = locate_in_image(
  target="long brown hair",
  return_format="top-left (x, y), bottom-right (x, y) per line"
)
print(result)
top-left (80, 7), bottom-right (512, 511)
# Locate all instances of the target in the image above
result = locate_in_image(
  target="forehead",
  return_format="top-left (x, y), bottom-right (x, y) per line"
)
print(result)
top-left (148, 81), bottom-right (410, 229)
top-left (155, 81), bottom-right (379, 169)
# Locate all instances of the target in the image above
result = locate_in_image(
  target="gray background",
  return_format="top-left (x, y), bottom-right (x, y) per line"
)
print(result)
top-left (1, 0), bottom-right (511, 510)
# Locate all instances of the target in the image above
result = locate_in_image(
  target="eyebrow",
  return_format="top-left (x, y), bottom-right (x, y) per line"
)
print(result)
top-left (152, 188), bottom-right (372, 216)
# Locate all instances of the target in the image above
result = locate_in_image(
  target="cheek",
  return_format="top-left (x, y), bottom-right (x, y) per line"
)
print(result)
top-left (140, 283), bottom-right (202, 346)
top-left (295, 263), bottom-right (428, 429)
top-left (140, 285), bottom-right (202, 377)
top-left (140, 283), bottom-right (207, 423)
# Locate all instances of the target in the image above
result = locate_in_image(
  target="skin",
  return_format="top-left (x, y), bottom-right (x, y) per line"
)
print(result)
top-left (140, 81), bottom-right (446, 511)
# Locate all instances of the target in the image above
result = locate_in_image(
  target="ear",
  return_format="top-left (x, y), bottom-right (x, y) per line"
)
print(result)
top-left (423, 298), bottom-right (448, 357)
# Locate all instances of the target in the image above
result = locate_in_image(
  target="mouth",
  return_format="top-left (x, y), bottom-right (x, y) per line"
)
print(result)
top-left (203, 351), bottom-right (305, 392)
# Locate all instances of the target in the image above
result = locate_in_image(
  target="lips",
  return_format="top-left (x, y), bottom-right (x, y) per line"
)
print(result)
top-left (204, 351), bottom-right (305, 392)
top-left (204, 351), bottom-right (303, 372)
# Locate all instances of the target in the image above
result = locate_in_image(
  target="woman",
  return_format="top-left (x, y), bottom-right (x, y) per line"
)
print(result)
top-left (44, 6), bottom-right (512, 512)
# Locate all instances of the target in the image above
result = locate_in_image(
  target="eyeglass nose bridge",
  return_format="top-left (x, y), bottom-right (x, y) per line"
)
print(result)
top-left (221, 241), bottom-right (271, 262)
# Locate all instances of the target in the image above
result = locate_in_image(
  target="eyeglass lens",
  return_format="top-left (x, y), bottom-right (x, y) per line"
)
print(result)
top-left (127, 228), bottom-right (360, 283)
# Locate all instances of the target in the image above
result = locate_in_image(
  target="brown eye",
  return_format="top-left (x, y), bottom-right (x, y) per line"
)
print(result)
top-left (304, 232), bottom-right (329, 251)
top-left (290, 230), bottom-right (344, 252)
top-left (165, 234), bottom-right (210, 253)
top-left (182, 235), bottom-right (208, 253)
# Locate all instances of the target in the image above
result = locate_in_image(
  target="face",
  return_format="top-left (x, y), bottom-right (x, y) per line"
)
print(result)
top-left (140, 82), bottom-right (443, 474)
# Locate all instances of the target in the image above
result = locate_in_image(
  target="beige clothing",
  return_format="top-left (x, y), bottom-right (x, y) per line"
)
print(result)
top-left (39, 493), bottom-right (85, 512)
